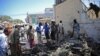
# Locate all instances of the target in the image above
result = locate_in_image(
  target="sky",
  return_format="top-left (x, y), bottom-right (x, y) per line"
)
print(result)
top-left (0, 0), bottom-right (99, 22)
top-left (82, 0), bottom-right (100, 7)
top-left (0, 0), bottom-right (54, 22)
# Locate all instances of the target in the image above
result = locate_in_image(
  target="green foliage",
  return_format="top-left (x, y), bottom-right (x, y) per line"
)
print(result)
top-left (12, 19), bottom-right (24, 24)
top-left (0, 16), bottom-right (24, 24)
top-left (0, 16), bottom-right (12, 22)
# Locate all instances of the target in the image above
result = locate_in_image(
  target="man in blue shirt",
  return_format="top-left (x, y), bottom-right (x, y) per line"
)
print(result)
top-left (43, 22), bottom-right (50, 41)
top-left (36, 22), bottom-right (42, 44)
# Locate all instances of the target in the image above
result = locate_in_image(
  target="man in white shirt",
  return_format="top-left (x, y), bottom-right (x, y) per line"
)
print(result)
top-left (0, 25), bottom-right (8, 56)
top-left (59, 20), bottom-right (63, 34)
top-left (58, 20), bottom-right (64, 43)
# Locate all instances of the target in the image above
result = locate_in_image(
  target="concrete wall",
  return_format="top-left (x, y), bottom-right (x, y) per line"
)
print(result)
top-left (54, 0), bottom-right (100, 41)
top-left (80, 20), bottom-right (100, 42)
top-left (54, 0), bottom-right (83, 32)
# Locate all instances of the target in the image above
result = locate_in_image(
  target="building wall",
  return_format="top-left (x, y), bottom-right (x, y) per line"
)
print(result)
top-left (54, 0), bottom-right (83, 32)
top-left (55, 0), bottom-right (66, 5)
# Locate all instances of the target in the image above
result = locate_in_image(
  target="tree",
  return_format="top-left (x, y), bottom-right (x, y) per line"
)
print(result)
top-left (0, 16), bottom-right (12, 22)
top-left (0, 16), bottom-right (24, 24)
top-left (12, 19), bottom-right (24, 24)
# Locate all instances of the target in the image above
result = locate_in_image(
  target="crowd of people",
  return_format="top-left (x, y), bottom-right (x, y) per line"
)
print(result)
top-left (0, 19), bottom-right (80, 56)
top-left (35, 21), bottom-right (64, 45)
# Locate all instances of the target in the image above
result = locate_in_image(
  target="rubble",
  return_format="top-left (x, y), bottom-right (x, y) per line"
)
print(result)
top-left (21, 32), bottom-right (100, 56)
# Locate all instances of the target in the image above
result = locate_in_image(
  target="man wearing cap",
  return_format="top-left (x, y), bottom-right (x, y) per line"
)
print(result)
top-left (0, 25), bottom-right (8, 56)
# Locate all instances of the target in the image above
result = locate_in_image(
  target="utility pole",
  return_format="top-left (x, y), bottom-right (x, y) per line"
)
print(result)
top-left (88, 0), bottom-right (90, 3)
top-left (93, 1), bottom-right (95, 4)
top-left (88, 0), bottom-right (90, 7)
top-left (99, 1), bottom-right (100, 7)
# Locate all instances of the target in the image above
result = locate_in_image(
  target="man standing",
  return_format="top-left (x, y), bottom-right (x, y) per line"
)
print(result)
top-left (10, 25), bottom-right (22, 56)
top-left (0, 25), bottom-right (8, 56)
top-left (43, 22), bottom-right (50, 42)
top-left (88, 3), bottom-right (100, 18)
top-left (27, 25), bottom-right (34, 48)
top-left (58, 20), bottom-right (64, 42)
top-left (51, 21), bottom-right (56, 42)
top-left (72, 19), bottom-right (80, 38)
top-left (36, 22), bottom-right (42, 44)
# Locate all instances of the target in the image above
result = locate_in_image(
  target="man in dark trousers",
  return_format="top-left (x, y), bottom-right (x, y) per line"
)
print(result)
top-left (43, 22), bottom-right (50, 42)
top-left (51, 21), bottom-right (57, 43)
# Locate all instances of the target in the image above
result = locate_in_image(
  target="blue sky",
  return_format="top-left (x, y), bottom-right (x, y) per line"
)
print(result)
top-left (0, 0), bottom-right (99, 22)
top-left (82, 0), bottom-right (100, 7)
top-left (0, 0), bottom-right (54, 21)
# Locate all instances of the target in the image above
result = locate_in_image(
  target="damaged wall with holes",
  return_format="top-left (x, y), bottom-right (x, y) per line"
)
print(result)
top-left (54, 0), bottom-right (83, 32)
